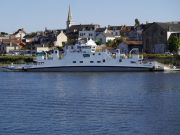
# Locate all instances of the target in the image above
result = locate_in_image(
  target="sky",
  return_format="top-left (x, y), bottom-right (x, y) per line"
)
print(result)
top-left (0, 0), bottom-right (180, 33)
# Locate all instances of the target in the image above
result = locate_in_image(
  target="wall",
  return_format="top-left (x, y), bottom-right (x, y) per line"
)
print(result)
top-left (143, 23), bottom-right (167, 53)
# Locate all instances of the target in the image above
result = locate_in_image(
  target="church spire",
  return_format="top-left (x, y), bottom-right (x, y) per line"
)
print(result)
top-left (67, 4), bottom-right (73, 29)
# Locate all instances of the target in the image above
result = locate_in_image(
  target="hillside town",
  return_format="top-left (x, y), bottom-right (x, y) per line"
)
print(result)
top-left (0, 6), bottom-right (180, 56)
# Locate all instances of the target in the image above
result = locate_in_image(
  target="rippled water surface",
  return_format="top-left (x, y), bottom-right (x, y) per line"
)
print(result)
top-left (0, 72), bottom-right (180, 135)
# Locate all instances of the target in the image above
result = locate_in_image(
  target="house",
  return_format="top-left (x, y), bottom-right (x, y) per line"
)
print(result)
top-left (0, 37), bottom-right (24, 54)
top-left (54, 31), bottom-right (67, 47)
top-left (13, 28), bottom-right (26, 39)
top-left (96, 32), bottom-right (115, 44)
top-left (24, 29), bottom-right (60, 52)
top-left (143, 22), bottom-right (180, 53)
top-left (108, 25), bottom-right (121, 38)
top-left (118, 40), bottom-right (143, 53)
top-left (95, 27), bottom-right (108, 36)
top-left (127, 29), bottom-right (142, 41)
top-left (66, 24), bottom-right (100, 44)
top-left (78, 24), bottom-right (100, 41)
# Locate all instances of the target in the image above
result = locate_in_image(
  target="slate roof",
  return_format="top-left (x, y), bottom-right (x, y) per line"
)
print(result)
top-left (157, 22), bottom-right (180, 32)
top-left (68, 24), bottom-right (100, 32)
top-left (143, 22), bottom-right (180, 32)
top-left (96, 27), bottom-right (107, 32)
top-left (108, 26), bottom-right (122, 30)
top-left (108, 25), bottom-right (134, 32)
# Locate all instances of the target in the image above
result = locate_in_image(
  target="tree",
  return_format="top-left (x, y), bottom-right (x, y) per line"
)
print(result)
top-left (106, 38), bottom-right (124, 49)
top-left (168, 35), bottom-right (180, 53)
top-left (96, 39), bottom-right (102, 45)
top-left (135, 18), bottom-right (140, 28)
top-left (0, 32), bottom-right (8, 36)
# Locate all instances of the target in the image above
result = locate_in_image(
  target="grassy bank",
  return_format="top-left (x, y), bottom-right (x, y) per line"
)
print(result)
top-left (0, 55), bottom-right (34, 66)
top-left (143, 54), bottom-right (180, 66)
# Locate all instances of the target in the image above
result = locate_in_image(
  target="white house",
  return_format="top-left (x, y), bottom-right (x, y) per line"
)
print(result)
top-left (54, 31), bottom-right (67, 47)
top-left (13, 28), bottom-right (26, 39)
top-left (78, 24), bottom-right (100, 41)
top-left (79, 30), bottom-right (96, 41)
top-left (96, 32), bottom-right (115, 44)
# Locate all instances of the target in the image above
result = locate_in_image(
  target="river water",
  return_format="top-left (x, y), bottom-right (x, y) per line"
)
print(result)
top-left (0, 72), bottom-right (180, 135)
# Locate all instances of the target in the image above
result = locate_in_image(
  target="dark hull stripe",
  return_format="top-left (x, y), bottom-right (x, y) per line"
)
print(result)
top-left (23, 66), bottom-right (157, 72)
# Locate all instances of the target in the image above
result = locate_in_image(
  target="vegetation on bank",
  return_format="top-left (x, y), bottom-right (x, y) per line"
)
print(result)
top-left (0, 55), bottom-right (34, 65)
top-left (143, 54), bottom-right (180, 66)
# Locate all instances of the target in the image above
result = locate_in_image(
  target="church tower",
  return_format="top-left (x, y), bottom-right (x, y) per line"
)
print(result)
top-left (66, 5), bottom-right (73, 29)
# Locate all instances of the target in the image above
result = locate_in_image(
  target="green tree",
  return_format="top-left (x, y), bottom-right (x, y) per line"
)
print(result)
top-left (168, 35), bottom-right (180, 53)
top-left (135, 18), bottom-right (140, 28)
top-left (96, 39), bottom-right (102, 45)
top-left (0, 32), bottom-right (8, 36)
top-left (106, 38), bottom-right (123, 49)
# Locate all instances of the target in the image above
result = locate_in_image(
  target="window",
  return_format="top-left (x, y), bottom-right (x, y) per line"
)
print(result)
top-left (73, 61), bottom-right (76, 63)
top-left (93, 53), bottom-right (95, 56)
top-left (90, 61), bottom-right (94, 63)
top-left (103, 59), bottom-right (106, 63)
top-left (119, 59), bottom-right (122, 62)
top-left (98, 53), bottom-right (101, 55)
top-left (131, 61), bottom-right (136, 64)
top-left (89, 33), bottom-right (93, 37)
top-left (97, 61), bottom-right (101, 63)
top-left (80, 61), bottom-right (83, 63)
top-left (83, 54), bottom-right (90, 57)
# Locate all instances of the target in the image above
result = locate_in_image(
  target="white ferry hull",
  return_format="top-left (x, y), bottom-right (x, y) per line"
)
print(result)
top-left (22, 66), bottom-right (156, 72)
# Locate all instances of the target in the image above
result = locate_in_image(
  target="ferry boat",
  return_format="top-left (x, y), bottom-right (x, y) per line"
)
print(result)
top-left (4, 39), bottom-right (165, 72)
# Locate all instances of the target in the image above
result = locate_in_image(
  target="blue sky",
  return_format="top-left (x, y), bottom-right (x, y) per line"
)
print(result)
top-left (0, 0), bottom-right (180, 33)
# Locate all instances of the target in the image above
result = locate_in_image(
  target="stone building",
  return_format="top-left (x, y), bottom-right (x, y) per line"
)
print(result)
top-left (143, 22), bottom-right (180, 53)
